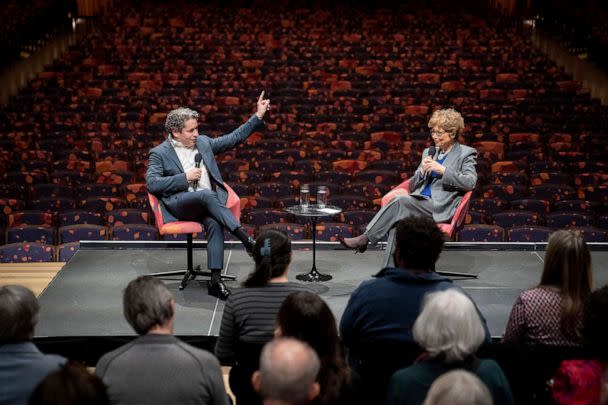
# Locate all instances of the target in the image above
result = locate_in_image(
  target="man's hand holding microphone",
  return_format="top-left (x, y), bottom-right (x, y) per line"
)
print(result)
top-left (186, 153), bottom-right (202, 190)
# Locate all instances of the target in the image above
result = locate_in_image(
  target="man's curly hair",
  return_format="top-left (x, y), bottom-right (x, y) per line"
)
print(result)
top-left (164, 107), bottom-right (199, 135)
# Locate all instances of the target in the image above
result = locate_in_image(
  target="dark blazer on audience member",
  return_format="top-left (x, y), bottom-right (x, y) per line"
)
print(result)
top-left (385, 357), bottom-right (515, 405)
top-left (0, 341), bottom-right (66, 405)
top-left (339, 267), bottom-right (491, 348)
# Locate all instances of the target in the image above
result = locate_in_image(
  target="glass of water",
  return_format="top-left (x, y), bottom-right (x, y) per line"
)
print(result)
top-left (317, 186), bottom-right (328, 208)
top-left (300, 185), bottom-right (310, 209)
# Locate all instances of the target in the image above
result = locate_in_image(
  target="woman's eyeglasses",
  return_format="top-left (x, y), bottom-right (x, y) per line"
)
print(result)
top-left (430, 129), bottom-right (449, 137)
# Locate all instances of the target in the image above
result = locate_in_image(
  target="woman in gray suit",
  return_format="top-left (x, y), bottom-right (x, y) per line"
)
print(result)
top-left (340, 108), bottom-right (477, 253)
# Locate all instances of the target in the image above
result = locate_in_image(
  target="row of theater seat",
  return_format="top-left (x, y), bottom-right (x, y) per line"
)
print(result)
top-left (1, 5), bottom-right (607, 261)
top-left (2, 222), bottom-right (606, 263)
top-left (3, 193), bottom-right (607, 227)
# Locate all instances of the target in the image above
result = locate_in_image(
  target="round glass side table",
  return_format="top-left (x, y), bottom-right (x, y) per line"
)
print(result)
top-left (283, 204), bottom-right (342, 282)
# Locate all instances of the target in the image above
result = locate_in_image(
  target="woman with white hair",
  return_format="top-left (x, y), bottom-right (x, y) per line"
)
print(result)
top-left (423, 370), bottom-right (493, 405)
top-left (385, 289), bottom-right (514, 405)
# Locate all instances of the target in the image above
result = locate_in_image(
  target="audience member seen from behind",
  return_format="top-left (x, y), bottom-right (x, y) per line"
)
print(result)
top-left (503, 230), bottom-right (592, 346)
top-left (215, 230), bottom-right (312, 404)
top-left (340, 216), bottom-right (490, 349)
top-left (29, 361), bottom-right (108, 405)
top-left (252, 338), bottom-right (320, 405)
top-left (0, 285), bottom-right (66, 405)
top-left (423, 370), bottom-right (493, 405)
top-left (385, 289), bottom-right (514, 405)
top-left (550, 285), bottom-right (608, 405)
top-left (95, 276), bottom-right (229, 405)
top-left (275, 291), bottom-right (361, 405)
top-left (339, 216), bottom-right (490, 403)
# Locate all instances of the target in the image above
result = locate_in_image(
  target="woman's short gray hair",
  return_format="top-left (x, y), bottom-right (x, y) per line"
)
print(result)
top-left (123, 276), bottom-right (174, 335)
top-left (428, 108), bottom-right (465, 139)
top-left (164, 107), bottom-right (199, 135)
top-left (423, 370), bottom-right (492, 405)
top-left (413, 289), bottom-right (485, 363)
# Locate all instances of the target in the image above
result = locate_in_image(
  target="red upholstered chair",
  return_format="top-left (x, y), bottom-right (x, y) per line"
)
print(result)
top-left (381, 179), bottom-right (473, 240)
top-left (147, 183), bottom-right (240, 290)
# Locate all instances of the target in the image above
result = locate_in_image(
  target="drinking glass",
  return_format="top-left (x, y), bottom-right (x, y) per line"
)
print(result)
top-left (317, 186), bottom-right (328, 208)
top-left (300, 185), bottom-right (310, 209)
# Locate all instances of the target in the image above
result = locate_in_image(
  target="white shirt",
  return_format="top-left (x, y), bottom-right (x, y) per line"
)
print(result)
top-left (169, 136), bottom-right (212, 191)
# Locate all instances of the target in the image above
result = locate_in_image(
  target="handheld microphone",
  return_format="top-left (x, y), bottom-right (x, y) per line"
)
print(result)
top-left (192, 153), bottom-right (202, 190)
top-left (424, 146), bottom-right (437, 179)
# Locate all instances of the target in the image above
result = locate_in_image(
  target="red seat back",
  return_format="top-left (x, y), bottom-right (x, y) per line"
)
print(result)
top-left (381, 179), bottom-right (472, 239)
top-left (147, 183), bottom-right (241, 235)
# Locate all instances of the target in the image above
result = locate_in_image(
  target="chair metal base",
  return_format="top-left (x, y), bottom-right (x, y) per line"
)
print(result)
top-left (149, 267), bottom-right (237, 290)
top-left (149, 234), bottom-right (236, 290)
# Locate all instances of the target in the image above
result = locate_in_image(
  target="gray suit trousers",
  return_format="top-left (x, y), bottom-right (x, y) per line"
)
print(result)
top-left (365, 195), bottom-right (433, 267)
top-left (168, 189), bottom-right (240, 270)
top-left (365, 195), bottom-right (433, 244)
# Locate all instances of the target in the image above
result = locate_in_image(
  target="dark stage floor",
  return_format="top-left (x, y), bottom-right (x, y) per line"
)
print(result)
top-left (36, 241), bottom-right (608, 340)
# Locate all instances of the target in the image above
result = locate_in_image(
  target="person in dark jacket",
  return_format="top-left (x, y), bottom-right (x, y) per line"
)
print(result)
top-left (385, 289), bottom-right (514, 405)
top-left (339, 216), bottom-right (490, 403)
top-left (0, 285), bottom-right (66, 405)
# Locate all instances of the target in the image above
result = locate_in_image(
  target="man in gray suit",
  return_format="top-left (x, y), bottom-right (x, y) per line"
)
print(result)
top-left (147, 93), bottom-right (270, 299)
top-left (340, 108), bottom-right (477, 253)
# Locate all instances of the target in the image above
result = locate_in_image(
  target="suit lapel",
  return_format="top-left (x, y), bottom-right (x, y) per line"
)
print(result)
top-left (442, 142), bottom-right (461, 170)
top-left (195, 138), bottom-right (220, 186)
top-left (161, 139), bottom-right (185, 173)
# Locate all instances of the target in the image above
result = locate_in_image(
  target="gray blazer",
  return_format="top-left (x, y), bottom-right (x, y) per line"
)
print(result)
top-left (146, 114), bottom-right (263, 222)
top-left (409, 142), bottom-right (477, 223)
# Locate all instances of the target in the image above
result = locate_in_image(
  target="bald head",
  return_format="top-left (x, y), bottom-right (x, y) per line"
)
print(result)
top-left (254, 338), bottom-right (320, 405)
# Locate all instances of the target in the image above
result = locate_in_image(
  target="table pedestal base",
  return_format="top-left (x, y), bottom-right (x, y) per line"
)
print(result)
top-left (296, 266), bottom-right (332, 282)
top-left (284, 205), bottom-right (342, 283)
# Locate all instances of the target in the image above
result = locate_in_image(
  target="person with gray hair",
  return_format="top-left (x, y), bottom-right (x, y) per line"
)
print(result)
top-left (0, 285), bottom-right (66, 405)
top-left (423, 370), bottom-right (493, 405)
top-left (252, 338), bottom-right (321, 405)
top-left (339, 108), bottom-right (477, 253)
top-left (385, 289), bottom-right (514, 405)
top-left (340, 216), bottom-right (490, 404)
top-left (95, 276), bottom-right (229, 405)
top-left (147, 92), bottom-right (271, 300)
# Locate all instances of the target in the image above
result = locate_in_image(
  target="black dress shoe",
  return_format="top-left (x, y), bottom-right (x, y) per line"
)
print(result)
top-left (208, 280), bottom-right (231, 300)
top-left (232, 227), bottom-right (255, 257)
top-left (244, 237), bottom-right (255, 257)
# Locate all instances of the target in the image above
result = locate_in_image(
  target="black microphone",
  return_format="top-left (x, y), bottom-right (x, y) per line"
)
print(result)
top-left (424, 146), bottom-right (437, 179)
top-left (192, 153), bottom-right (202, 190)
